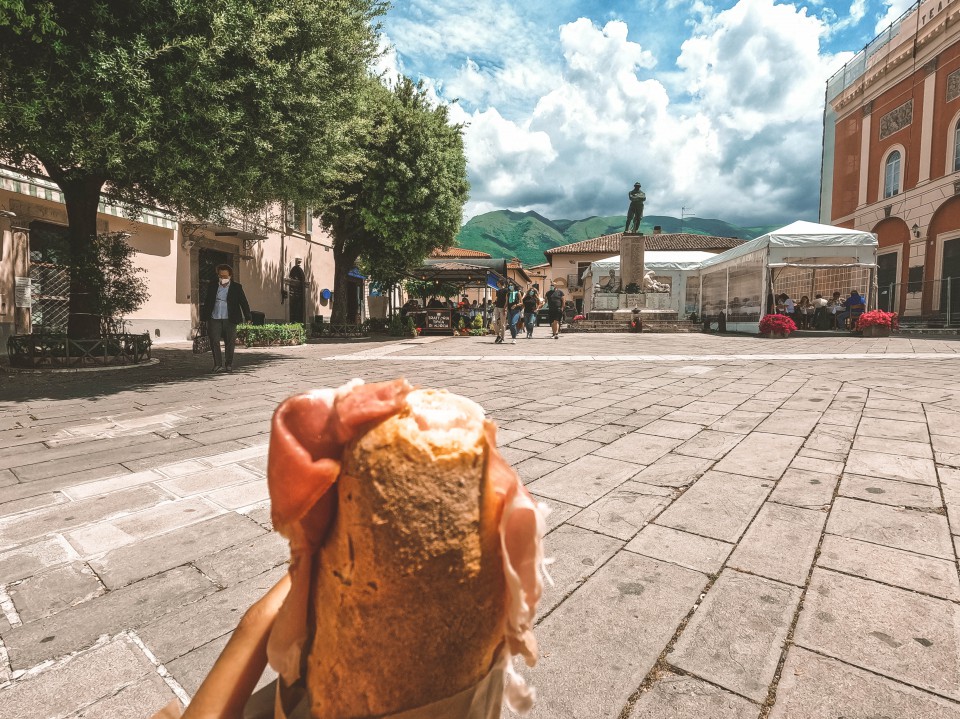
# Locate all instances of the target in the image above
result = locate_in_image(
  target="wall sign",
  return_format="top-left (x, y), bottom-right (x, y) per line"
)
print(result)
top-left (14, 277), bottom-right (32, 308)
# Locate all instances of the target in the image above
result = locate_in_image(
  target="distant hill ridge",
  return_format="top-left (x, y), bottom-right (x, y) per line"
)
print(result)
top-left (455, 210), bottom-right (780, 266)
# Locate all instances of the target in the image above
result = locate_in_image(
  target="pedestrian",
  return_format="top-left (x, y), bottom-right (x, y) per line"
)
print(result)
top-left (493, 280), bottom-right (509, 343)
top-left (544, 281), bottom-right (565, 339)
top-left (506, 282), bottom-right (523, 344)
top-left (201, 264), bottom-right (251, 373)
top-left (522, 284), bottom-right (541, 338)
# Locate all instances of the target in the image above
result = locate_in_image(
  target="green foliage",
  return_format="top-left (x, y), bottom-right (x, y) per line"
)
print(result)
top-left (403, 278), bottom-right (461, 303)
top-left (469, 328), bottom-right (486, 336)
top-left (71, 232), bottom-right (150, 336)
top-left (319, 76), bottom-right (469, 321)
top-left (387, 313), bottom-right (408, 336)
top-left (455, 211), bottom-right (781, 265)
top-left (0, 0), bottom-right (385, 216)
top-left (0, 0), bottom-right (384, 334)
top-left (236, 323), bottom-right (305, 346)
top-left (471, 313), bottom-right (483, 329)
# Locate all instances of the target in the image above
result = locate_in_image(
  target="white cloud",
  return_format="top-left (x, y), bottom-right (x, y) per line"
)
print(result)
top-left (876, 0), bottom-right (917, 33)
top-left (447, 1), bottom-right (844, 224)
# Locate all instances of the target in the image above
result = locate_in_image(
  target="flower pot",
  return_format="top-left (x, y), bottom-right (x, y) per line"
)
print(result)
top-left (861, 325), bottom-right (891, 338)
top-left (766, 332), bottom-right (789, 339)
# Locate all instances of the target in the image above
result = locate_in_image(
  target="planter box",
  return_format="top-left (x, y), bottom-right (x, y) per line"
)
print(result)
top-left (764, 332), bottom-right (790, 339)
top-left (861, 325), bottom-right (891, 337)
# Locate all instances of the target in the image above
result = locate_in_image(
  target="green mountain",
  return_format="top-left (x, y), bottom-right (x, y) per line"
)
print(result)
top-left (455, 210), bottom-right (781, 266)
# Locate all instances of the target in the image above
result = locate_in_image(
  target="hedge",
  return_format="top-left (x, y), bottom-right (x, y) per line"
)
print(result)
top-left (236, 323), bottom-right (306, 346)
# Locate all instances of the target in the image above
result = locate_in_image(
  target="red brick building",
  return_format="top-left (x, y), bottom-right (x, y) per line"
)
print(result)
top-left (824, 0), bottom-right (960, 319)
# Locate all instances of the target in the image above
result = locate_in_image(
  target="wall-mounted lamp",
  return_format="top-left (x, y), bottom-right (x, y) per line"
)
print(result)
top-left (912, 223), bottom-right (921, 238)
top-left (181, 238), bottom-right (197, 251)
top-left (0, 210), bottom-right (16, 219)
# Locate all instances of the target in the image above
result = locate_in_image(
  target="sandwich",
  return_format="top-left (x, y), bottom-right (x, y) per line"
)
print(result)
top-left (265, 378), bottom-right (547, 718)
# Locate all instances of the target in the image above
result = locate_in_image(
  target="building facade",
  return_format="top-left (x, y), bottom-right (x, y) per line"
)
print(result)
top-left (823, 0), bottom-right (960, 319)
top-left (0, 166), bottom-right (343, 350)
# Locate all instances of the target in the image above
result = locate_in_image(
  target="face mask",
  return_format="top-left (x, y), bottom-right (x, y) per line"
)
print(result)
top-left (219, 278), bottom-right (230, 286)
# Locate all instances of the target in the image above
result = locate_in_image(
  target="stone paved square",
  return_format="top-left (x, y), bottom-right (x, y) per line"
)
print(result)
top-left (5, 333), bottom-right (960, 717)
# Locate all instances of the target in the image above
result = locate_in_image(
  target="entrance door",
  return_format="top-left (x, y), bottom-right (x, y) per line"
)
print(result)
top-left (942, 239), bottom-right (960, 323)
top-left (877, 252), bottom-right (898, 312)
top-left (199, 248), bottom-right (233, 315)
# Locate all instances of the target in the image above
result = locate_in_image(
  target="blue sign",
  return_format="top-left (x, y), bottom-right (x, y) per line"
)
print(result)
top-left (320, 288), bottom-right (332, 300)
top-left (486, 273), bottom-right (500, 289)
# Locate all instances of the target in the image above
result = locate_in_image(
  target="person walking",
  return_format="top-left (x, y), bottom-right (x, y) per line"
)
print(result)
top-left (201, 264), bottom-right (251, 372)
top-left (506, 282), bottom-right (523, 344)
top-left (493, 280), bottom-right (509, 344)
top-left (544, 281), bottom-right (565, 339)
top-left (522, 284), bottom-right (542, 338)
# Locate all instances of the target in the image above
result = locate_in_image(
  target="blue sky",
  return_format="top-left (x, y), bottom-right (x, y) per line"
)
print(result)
top-left (378, 0), bottom-right (917, 226)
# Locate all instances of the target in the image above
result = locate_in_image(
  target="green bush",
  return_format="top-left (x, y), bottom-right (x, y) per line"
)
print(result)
top-left (236, 323), bottom-right (305, 346)
top-left (388, 314), bottom-right (409, 336)
top-left (469, 328), bottom-right (486, 336)
top-left (471, 314), bottom-right (483, 329)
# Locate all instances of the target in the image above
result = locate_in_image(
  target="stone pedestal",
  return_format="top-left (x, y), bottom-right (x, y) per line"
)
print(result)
top-left (620, 233), bottom-right (645, 292)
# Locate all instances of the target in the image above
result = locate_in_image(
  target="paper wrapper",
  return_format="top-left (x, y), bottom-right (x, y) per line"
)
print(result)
top-left (152, 661), bottom-right (505, 719)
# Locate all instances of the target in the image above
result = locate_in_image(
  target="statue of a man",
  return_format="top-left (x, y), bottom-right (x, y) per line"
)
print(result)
top-left (599, 268), bottom-right (620, 293)
top-left (625, 182), bottom-right (645, 233)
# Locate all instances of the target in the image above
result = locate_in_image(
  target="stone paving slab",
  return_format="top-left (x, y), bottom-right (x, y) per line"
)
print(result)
top-left (5, 565), bottom-right (215, 669)
top-left (826, 497), bottom-right (955, 559)
top-left (713, 432), bottom-right (804, 479)
top-left (9, 561), bottom-right (103, 622)
top-left (568, 481), bottom-right (671, 540)
top-left (671, 569), bottom-right (801, 701)
top-left (0, 635), bottom-right (172, 719)
top-left (91, 512), bottom-right (266, 589)
top-left (654, 471), bottom-right (774, 542)
top-left (772, 647), bottom-right (960, 719)
top-left (794, 568), bottom-right (960, 701)
top-left (628, 671), bottom-right (758, 719)
top-left (624, 523), bottom-right (734, 575)
top-left (767, 467), bottom-right (839, 508)
top-left (839, 473), bottom-right (943, 508)
top-left (817, 534), bottom-right (960, 601)
top-left (727, 502), bottom-right (826, 586)
top-left (5, 335), bottom-right (960, 717)
top-left (512, 552), bottom-right (706, 719)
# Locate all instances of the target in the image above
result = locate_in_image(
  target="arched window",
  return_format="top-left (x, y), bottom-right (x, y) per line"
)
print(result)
top-left (884, 150), bottom-right (901, 198)
top-left (953, 121), bottom-right (960, 172)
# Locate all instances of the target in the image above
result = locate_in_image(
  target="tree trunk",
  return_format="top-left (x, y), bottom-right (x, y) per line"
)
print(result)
top-left (332, 242), bottom-right (360, 325)
top-left (58, 175), bottom-right (106, 338)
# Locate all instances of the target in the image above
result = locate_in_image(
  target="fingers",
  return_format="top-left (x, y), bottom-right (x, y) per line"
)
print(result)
top-left (182, 572), bottom-right (292, 719)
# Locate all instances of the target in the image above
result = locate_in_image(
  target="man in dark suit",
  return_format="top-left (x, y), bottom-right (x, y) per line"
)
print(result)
top-left (201, 264), bottom-right (251, 372)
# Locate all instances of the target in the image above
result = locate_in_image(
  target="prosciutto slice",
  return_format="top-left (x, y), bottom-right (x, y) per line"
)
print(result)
top-left (265, 378), bottom-right (547, 714)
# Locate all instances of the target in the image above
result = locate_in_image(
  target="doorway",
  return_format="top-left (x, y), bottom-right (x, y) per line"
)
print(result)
top-left (876, 252), bottom-right (898, 313)
top-left (942, 238), bottom-right (960, 323)
top-left (199, 248), bottom-right (233, 315)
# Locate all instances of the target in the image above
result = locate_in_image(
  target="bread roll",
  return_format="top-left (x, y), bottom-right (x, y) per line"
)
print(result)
top-left (307, 389), bottom-right (505, 718)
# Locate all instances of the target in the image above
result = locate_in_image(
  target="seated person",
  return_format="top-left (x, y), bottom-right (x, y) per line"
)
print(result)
top-left (426, 296), bottom-right (444, 309)
top-left (835, 289), bottom-right (865, 330)
top-left (826, 291), bottom-right (843, 328)
top-left (599, 269), bottom-right (620, 292)
top-left (811, 293), bottom-right (828, 328)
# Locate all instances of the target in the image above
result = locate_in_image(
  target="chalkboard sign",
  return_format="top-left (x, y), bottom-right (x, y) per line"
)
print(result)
top-left (425, 310), bottom-right (452, 329)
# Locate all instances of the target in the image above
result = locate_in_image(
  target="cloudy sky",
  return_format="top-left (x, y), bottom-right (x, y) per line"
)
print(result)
top-left (379, 0), bottom-right (916, 226)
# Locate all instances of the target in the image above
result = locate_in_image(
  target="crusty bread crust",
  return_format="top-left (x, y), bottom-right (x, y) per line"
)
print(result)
top-left (306, 404), bottom-right (506, 718)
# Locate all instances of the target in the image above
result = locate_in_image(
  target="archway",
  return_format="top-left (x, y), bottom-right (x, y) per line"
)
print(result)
top-left (871, 217), bottom-right (910, 315)
top-left (925, 195), bottom-right (960, 319)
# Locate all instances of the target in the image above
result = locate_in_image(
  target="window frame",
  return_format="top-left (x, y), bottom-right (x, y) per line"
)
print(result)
top-left (883, 149), bottom-right (902, 199)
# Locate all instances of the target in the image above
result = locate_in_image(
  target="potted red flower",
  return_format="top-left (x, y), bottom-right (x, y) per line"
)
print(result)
top-left (856, 310), bottom-right (898, 337)
top-left (758, 313), bottom-right (797, 338)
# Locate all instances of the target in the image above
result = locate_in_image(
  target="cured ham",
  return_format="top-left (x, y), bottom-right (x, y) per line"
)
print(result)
top-left (265, 379), bottom-right (547, 717)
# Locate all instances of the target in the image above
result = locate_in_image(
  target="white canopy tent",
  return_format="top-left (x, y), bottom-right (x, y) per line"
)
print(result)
top-left (696, 220), bottom-right (878, 332)
top-left (580, 222), bottom-right (878, 331)
top-left (583, 251), bottom-right (716, 315)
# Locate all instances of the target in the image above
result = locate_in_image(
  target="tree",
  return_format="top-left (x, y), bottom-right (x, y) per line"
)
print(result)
top-left (0, 0), bottom-right (383, 337)
top-left (79, 232), bottom-right (150, 335)
top-left (318, 76), bottom-right (470, 324)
